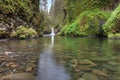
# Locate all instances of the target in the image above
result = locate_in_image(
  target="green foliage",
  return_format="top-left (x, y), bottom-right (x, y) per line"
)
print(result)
top-left (0, 0), bottom-right (35, 21)
top-left (63, 0), bottom-right (84, 23)
top-left (11, 25), bottom-right (38, 39)
top-left (62, 0), bottom-right (116, 24)
top-left (61, 9), bottom-right (110, 37)
top-left (103, 4), bottom-right (120, 35)
top-left (82, 0), bottom-right (115, 10)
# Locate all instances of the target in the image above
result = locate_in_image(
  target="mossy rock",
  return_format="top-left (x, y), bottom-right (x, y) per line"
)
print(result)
top-left (10, 25), bottom-right (38, 39)
top-left (61, 9), bottom-right (110, 37)
top-left (103, 4), bottom-right (120, 35)
top-left (108, 33), bottom-right (120, 39)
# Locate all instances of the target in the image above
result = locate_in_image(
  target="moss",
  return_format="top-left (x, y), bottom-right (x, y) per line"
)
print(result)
top-left (0, 0), bottom-right (34, 21)
top-left (61, 9), bottom-right (110, 37)
top-left (103, 4), bottom-right (120, 35)
top-left (108, 33), bottom-right (120, 39)
top-left (10, 25), bottom-right (38, 39)
top-left (0, 0), bottom-right (43, 37)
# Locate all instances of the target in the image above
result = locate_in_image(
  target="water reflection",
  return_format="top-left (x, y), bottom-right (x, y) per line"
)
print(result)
top-left (36, 36), bottom-right (69, 80)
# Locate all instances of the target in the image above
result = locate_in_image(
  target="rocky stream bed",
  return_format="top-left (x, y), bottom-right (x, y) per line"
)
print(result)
top-left (0, 51), bottom-right (39, 80)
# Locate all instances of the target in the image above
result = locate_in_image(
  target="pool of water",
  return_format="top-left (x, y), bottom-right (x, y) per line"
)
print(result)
top-left (0, 36), bottom-right (120, 80)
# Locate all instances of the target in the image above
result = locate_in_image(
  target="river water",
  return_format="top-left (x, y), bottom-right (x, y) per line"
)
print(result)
top-left (0, 36), bottom-right (120, 80)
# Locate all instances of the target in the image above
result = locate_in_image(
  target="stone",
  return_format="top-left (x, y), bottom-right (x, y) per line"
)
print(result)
top-left (90, 57), bottom-right (110, 62)
top-left (92, 69), bottom-right (109, 77)
top-left (111, 75), bottom-right (120, 80)
top-left (82, 73), bottom-right (99, 80)
top-left (78, 78), bottom-right (85, 80)
top-left (102, 64), bottom-right (118, 71)
top-left (108, 61), bottom-right (118, 66)
top-left (0, 73), bottom-right (35, 80)
top-left (10, 64), bottom-right (18, 68)
top-left (0, 68), bottom-right (3, 72)
top-left (25, 66), bottom-right (33, 72)
top-left (79, 66), bottom-right (93, 71)
top-left (79, 59), bottom-right (96, 66)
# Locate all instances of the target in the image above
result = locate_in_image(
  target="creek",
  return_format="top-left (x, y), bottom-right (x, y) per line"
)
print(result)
top-left (0, 36), bottom-right (120, 80)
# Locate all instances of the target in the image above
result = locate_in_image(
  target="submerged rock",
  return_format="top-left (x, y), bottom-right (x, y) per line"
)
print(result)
top-left (0, 73), bottom-right (35, 80)
top-left (102, 64), bottom-right (118, 71)
top-left (78, 59), bottom-right (97, 66)
top-left (82, 73), bottom-right (99, 80)
top-left (0, 51), bottom-right (38, 77)
top-left (92, 69), bottom-right (109, 77)
top-left (90, 57), bottom-right (110, 62)
top-left (108, 61), bottom-right (118, 66)
top-left (79, 66), bottom-right (93, 71)
top-left (112, 75), bottom-right (120, 80)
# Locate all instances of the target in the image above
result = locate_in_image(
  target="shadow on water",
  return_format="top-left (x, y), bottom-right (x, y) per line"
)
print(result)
top-left (36, 35), bottom-right (70, 80)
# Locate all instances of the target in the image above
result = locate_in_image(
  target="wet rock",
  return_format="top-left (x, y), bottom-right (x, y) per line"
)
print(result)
top-left (90, 57), bottom-right (110, 62)
top-left (111, 56), bottom-right (120, 60)
top-left (0, 52), bottom-right (38, 77)
top-left (10, 64), bottom-right (18, 68)
top-left (102, 64), bottom-right (118, 71)
top-left (82, 73), bottom-right (99, 80)
top-left (92, 69), bottom-right (109, 77)
top-left (108, 61), bottom-right (118, 66)
top-left (0, 68), bottom-right (4, 72)
top-left (25, 66), bottom-right (33, 72)
top-left (111, 75), bottom-right (120, 80)
top-left (0, 73), bottom-right (35, 80)
top-left (79, 66), bottom-right (93, 71)
top-left (78, 78), bottom-right (85, 80)
top-left (79, 59), bottom-right (97, 66)
top-left (5, 62), bottom-right (18, 68)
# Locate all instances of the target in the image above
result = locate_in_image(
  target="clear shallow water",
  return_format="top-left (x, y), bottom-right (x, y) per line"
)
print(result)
top-left (0, 36), bottom-right (120, 80)
top-left (36, 36), bottom-right (70, 80)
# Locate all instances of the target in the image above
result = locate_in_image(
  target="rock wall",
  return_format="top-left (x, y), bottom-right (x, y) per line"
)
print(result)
top-left (0, 0), bottom-right (43, 39)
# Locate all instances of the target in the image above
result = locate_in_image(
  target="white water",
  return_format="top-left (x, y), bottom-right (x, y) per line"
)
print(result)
top-left (50, 27), bottom-right (55, 36)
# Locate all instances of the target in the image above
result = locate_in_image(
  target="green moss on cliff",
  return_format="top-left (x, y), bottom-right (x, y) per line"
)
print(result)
top-left (103, 4), bottom-right (120, 35)
top-left (60, 9), bottom-right (110, 37)
top-left (0, 0), bottom-right (34, 21)
top-left (0, 0), bottom-right (43, 37)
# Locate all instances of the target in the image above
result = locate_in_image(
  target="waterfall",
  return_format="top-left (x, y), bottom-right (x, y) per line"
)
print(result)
top-left (51, 27), bottom-right (55, 36)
